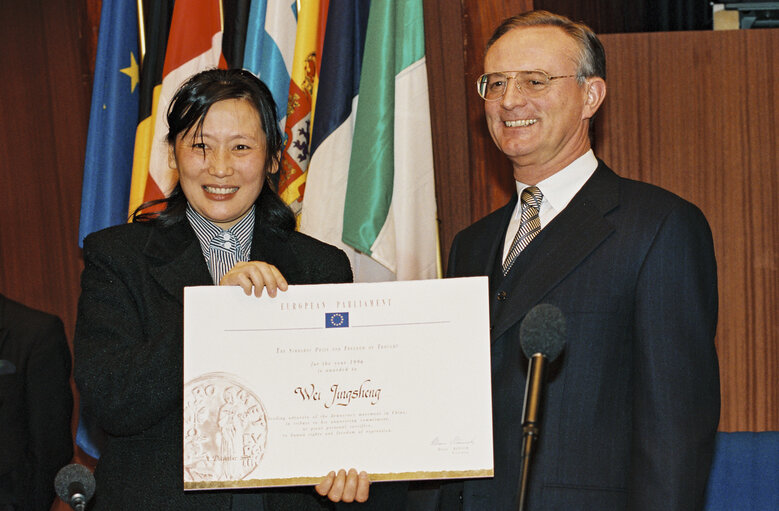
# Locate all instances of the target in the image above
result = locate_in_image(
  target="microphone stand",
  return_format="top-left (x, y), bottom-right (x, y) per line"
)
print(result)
top-left (517, 353), bottom-right (546, 511)
top-left (68, 484), bottom-right (88, 511)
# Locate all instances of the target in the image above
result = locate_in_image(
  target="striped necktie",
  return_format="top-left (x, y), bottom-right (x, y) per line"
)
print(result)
top-left (503, 186), bottom-right (543, 275)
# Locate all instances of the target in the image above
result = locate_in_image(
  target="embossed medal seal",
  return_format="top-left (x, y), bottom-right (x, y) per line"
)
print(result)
top-left (184, 372), bottom-right (268, 484)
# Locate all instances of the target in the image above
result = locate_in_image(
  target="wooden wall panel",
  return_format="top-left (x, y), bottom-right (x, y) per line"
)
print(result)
top-left (425, 0), bottom-right (532, 266)
top-left (460, 2), bottom-right (529, 223)
top-left (422, 1), bottom-right (472, 269)
top-left (595, 29), bottom-right (779, 431)
top-left (85, 0), bottom-right (102, 73)
top-left (0, 1), bottom-right (90, 342)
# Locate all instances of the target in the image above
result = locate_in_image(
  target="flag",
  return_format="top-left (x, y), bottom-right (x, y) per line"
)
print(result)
top-left (78, 0), bottom-right (139, 246)
top-left (343, 0), bottom-right (438, 280)
top-left (325, 312), bottom-right (349, 328)
top-left (76, 0), bottom-right (140, 458)
top-left (300, 0), bottom-right (395, 280)
top-left (305, 0), bottom-right (439, 280)
top-left (126, 0), bottom-right (173, 215)
top-left (242, 0), bottom-right (298, 130)
top-left (278, 1), bottom-right (326, 216)
top-left (128, 0), bottom-right (227, 215)
top-left (221, 0), bottom-right (251, 68)
top-left (77, 0), bottom-right (173, 461)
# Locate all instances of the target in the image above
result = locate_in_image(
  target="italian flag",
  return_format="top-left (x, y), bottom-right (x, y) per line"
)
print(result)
top-left (302, 0), bottom-right (439, 281)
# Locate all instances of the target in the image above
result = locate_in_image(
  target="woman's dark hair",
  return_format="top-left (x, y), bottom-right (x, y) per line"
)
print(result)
top-left (132, 68), bottom-right (294, 232)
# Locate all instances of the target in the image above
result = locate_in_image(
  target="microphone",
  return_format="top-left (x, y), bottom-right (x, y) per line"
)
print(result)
top-left (517, 303), bottom-right (566, 511)
top-left (54, 463), bottom-right (96, 511)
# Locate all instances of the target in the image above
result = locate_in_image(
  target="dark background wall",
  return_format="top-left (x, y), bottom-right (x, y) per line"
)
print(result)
top-left (535, 0), bottom-right (712, 32)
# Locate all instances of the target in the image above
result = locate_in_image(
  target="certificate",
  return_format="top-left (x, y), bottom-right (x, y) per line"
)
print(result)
top-left (183, 277), bottom-right (493, 490)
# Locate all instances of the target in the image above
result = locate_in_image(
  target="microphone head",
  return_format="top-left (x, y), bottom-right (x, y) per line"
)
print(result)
top-left (519, 303), bottom-right (566, 362)
top-left (54, 463), bottom-right (96, 503)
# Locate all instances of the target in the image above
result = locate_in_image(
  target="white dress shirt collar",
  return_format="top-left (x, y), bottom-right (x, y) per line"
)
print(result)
top-left (513, 149), bottom-right (598, 222)
top-left (503, 150), bottom-right (598, 261)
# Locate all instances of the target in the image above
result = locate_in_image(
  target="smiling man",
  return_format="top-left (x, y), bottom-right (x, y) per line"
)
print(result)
top-left (443, 10), bottom-right (720, 511)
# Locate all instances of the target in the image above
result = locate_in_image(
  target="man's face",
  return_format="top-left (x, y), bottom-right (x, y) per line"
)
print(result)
top-left (484, 26), bottom-right (602, 181)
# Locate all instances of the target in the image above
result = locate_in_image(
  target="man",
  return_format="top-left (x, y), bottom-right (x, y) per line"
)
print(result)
top-left (0, 294), bottom-right (73, 510)
top-left (444, 10), bottom-right (720, 511)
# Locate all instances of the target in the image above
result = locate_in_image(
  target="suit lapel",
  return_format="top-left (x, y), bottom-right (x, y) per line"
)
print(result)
top-left (491, 163), bottom-right (620, 340)
top-left (250, 222), bottom-right (306, 283)
top-left (249, 220), bottom-right (278, 267)
top-left (483, 199), bottom-right (517, 279)
top-left (452, 197), bottom-right (516, 279)
top-left (142, 211), bottom-right (301, 303)
top-left (145, 220), bottom-right (212, 304)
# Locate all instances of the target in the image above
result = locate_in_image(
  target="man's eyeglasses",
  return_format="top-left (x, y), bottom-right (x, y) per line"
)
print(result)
top-left (476, 70), bottom-right (579, 101)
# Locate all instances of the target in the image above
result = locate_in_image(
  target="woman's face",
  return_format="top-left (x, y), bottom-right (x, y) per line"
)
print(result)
top-left (170, 98), bottom-right (277, 229)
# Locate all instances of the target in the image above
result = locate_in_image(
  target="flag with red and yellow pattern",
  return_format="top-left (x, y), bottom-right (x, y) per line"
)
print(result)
top-left (278, 1), bottom-right (328, 218)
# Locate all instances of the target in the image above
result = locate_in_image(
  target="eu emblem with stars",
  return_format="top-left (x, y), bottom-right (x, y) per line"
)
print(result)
top-left (325, 312), bottom-right (349, 328)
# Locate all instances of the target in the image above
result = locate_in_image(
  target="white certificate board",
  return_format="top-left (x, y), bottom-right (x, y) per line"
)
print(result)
top-left (183, 277), bottom-right (493, 490)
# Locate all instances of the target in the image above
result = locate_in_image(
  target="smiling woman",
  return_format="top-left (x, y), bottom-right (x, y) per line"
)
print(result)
top-left (131, 69), bottom-right (296, 295)
top-left (71, 69), bottom-right (389, 510)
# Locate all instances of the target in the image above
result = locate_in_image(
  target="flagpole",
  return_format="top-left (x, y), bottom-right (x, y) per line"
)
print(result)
top-left (137, 0), bottom-right (146, 67)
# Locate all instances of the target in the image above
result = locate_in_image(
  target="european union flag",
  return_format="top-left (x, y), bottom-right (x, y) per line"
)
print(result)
top-left (79, 0), bottom-right (140, 246)
top-left (76, 0), bottom-right (139, 459)
top-left (325, 312), bottom-right (349, 328)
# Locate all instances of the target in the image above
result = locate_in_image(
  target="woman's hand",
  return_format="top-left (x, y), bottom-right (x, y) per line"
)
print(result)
top-left (315, 468), bottom-right (370, 503)
top-left (219, 261), bottom-right (288, 297)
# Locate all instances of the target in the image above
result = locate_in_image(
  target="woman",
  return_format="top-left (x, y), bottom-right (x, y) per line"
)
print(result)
top-left (74, 69), bottom-right (371, 509)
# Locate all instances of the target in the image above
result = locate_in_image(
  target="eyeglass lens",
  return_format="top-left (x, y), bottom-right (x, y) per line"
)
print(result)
top-left (479, 71), bottom-right (553, 100)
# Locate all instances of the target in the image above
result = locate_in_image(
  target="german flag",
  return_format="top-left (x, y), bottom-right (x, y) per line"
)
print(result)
top-left (128, 0), bottom-right (227, 216)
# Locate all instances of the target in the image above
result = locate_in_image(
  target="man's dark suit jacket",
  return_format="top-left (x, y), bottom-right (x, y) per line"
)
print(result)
top-left (0, 294), bottom-right (73, 511)
top-left (444, 162), bottom-right (720, 510)
top-left (74, 213), bottom-right (398, 510)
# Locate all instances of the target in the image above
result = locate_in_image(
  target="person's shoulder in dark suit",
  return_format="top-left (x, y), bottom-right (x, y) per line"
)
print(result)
top-left (0, 294), bottom-right (73, 511)
top-left (81, 216), bottom-right (167, 257)
top-left (276, 229), bottom-right (354, 284)
top-left (83, 215), bottom-right (354, 286)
